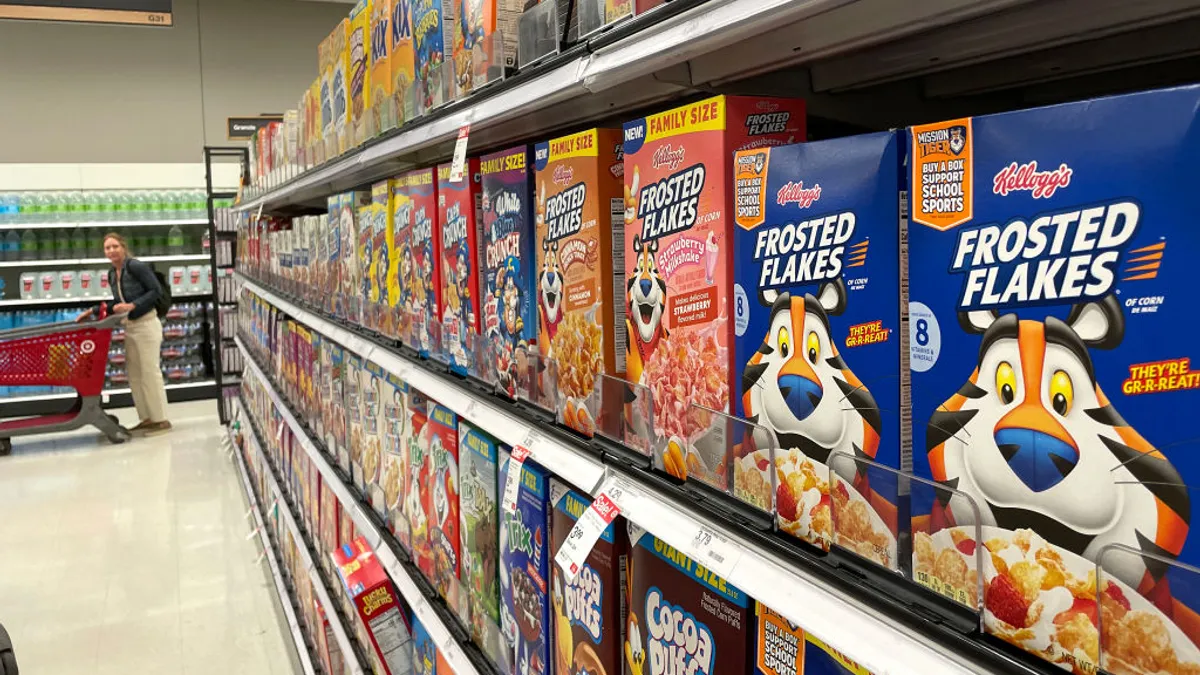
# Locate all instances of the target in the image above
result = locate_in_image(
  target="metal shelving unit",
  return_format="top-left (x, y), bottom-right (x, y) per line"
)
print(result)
top-left (204, 146), bottom-right (249, 424)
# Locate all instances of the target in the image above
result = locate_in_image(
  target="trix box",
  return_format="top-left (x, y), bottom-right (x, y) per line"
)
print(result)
top-left (437, 160), bottom-right (483, 373)
top-left (406, 168), bottom-right (442, 354)
top-left (480, 145), bottom-right (537, 396)
top-left (908, 86), bottom-right (1200, 673)
top-left (500, 449), bottom-right (553, 675)
top-left (624, 525), bottom-right (751, 675)
top-left (550, 479), bottom-right (626, 675)
top-left (459, 420), bottom-right (503, 664)
top-left (370, 0), bottom-right (394, 134)
top-left (622, 95), bottom-right (805, 481)
top-left (334, 538), bottom-right (416, 675)
top-left (534, 128), bottom-right (626, 435)
top-left (427, 403), bottom-right (463, 606)
top-left (732, 132), bottom-right (905, 559)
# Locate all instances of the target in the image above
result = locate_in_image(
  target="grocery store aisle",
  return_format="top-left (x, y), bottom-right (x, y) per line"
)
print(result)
top-left (0, 400), bottom-right (299, 675)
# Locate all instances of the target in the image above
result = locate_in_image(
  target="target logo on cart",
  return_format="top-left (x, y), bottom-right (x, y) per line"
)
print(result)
top-left (81, 340), bottom-right (96, 354)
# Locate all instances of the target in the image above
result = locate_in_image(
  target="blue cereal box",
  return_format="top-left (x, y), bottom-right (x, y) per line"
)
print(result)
top-left (500, 450), bottom-right (552, 675)
top-left (480, 145), bottom-right (537, 397)
top-left (908, 86), bottom-right (1200, 673)
top-left (732, 132), bottom-right (905, 564)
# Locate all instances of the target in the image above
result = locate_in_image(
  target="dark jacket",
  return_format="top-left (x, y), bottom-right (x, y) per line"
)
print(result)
top-left (103, 258), bottom-right (162, 320)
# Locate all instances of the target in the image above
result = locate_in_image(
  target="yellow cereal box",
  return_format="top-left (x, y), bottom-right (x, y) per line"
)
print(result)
top-left (370, 0), bottom-right (395, 135)
top-left (349, 1), bottom-right (372, 148)
top-left (390, 0), bottom-right (416, 124)
top-left (309, 78), bottom-right (322, 165)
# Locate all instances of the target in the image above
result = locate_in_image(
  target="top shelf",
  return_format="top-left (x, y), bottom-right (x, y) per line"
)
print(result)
top-left (0, 218), bottom-right (210, 231)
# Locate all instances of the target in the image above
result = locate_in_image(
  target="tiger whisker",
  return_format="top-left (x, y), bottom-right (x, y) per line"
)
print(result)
top-left (1108, 436), bottom-right (1200, 472)
top-left (934, 403), bottom-right (972, 438)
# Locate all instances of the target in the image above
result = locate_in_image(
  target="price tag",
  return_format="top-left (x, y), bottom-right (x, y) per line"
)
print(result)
top-left (276, 421), bottom-right (285, 442)
top-left (688, 525), bottom-right (743, 579)
top-left (449, 125), bottom-right (470, 183)
top-left (554, 492), bottom-right (621, 580)
top-left (502, 445), bottom-right (532, 513)
top-left (522, 429), bottom-right (540, 449)
top-left (465, 399), bottom-right (479, 419)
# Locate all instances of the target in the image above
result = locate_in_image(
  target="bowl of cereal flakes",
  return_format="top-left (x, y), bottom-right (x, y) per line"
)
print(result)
top-left (914, 526), bottom-right (1200, 675)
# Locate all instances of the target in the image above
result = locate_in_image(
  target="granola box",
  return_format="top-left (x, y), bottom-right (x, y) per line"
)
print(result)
top-left (349, 0), bottom-right (373, 147)
top-left (480, 145), bottom-right (537, 395)
top-left (370, 0), bottom-right (395, 134)
top-left (908, 85), bottom-right (1200, 673)
top-left (622, 95), bottom-right (805, 480)
top-left (550, 480), bottom-right (627, 675)
top-left (438, 159), bottom-right (483, 373)
top-left (406, 168), bottom-right (442, 354)
top-left (533, 128), bottom-right (626, 435)
top-left (500, 449), bottom-right (553, 675)
top-left (459, 420), bottom-right (503, 664)
top-left (732, 132), bottom-right (905, 559)
top-left (427, 403), bottom-right (463, 606)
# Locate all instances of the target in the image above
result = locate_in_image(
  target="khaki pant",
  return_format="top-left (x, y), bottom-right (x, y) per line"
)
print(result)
top-left (123, 313), bottom-right (168, 423)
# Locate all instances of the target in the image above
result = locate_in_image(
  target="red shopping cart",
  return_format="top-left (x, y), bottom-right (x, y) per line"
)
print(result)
top-left (0, 310), bottom-right (132, 455)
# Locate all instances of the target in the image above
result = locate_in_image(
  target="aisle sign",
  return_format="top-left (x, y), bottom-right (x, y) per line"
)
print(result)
top-left (0, 0), bottom-right (172, 26)
top-left (449, 125), bottom-right (470, 183)
top-left (554, 490), bottom-right (622, 579)
top-left (501, 444), bottom-right (532, 514)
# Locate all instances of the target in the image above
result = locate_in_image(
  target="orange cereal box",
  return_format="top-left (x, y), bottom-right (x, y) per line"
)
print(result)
top-left (534, 128), bottom-right (626, 436)
top-left (622, 95), bottom-right (805, 479)
top-left (349, 0), bottom-right (373, 147)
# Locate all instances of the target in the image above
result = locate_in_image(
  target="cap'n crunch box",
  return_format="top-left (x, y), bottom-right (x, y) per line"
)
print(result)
top-left (621, 95), bottom-right (805, 484)
top-left (550, 479), bottom-right (627, 675)
top-left (371, 180), bottom-right (394, 335)
top-left (534, 128), bottom-right (626, 435)
top-left (480, 145), bottom-right (537, 396)
top-left (459, 420), bottom-right (503, 664)
top-left (406, 168), bottom-right (442, 355)
top-left (391, 0), bottom-right (416, 124)
top-left (732, 132), bottom-right (905, 557)
top-left (349, 0), bottom-right (373, 147)
top-left (427, 403), bottom-right (463, 607)
top-left (909, 85), bottom-right (1200, 674)
top-left (334, 538), bottom-right (416, 675)
top-left (412, 0), bottom-right (454, 109)
top-left (500, 449), bottom-right (553, 675)
top-left (438, 159), bottom-right (483, 373)
top-left (370, 0), bottom-right (395, 134)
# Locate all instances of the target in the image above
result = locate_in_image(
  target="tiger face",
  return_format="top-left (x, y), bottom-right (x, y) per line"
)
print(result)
top-left (742, 279), bottom-right (881, 466)
top-left (627, 234), bottom-right (666, 345)
top-left (539, 239), bottom-right (564, 328)
top-left (929, 296), bottom-right (1189, 584)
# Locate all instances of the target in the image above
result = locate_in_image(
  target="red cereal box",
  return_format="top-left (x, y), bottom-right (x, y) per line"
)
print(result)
top-left (437, 160), bottom-right (483, 373)
top-left (404, 168), bottom-right (442, 354)
top-left (427, 403), bottom-right (463, 610)
top-left (334, 538), bottom-right (416, 675)
top-left (621, 95), bottom-right (805, 482)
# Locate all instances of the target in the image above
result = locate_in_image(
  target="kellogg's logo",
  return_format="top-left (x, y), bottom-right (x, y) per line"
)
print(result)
top-left (776, 181), bottom-right (821, 208)
top-left (756, 100), bottom-right (780, 113)
top-left (652, 144), bottom-right (686, 171)
top-left (553, 164), bottom-right (574, 186)
top-left (992, 161), bottom-right (1073, 199)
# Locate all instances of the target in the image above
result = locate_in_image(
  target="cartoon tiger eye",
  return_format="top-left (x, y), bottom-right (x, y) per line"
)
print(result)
top-left (995, 361), bottom-right (1016, 404)
top-left (806, 331), bottom-right (820, 364)
top-left (1050, 370), bottom-right (1073, 416)
top-left (778, 326), bottom-right (791, 358)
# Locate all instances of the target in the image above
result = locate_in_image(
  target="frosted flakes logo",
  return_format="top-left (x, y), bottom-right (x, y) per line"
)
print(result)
top-left (776, 181), bottom-right (821, 208)
top-left (993, 161), bottom-right (1073, 199)
top-left (652, 144), bottom-right (686, 171)
top-left (645, 588), bottom-right (714, 675)
top-left (553, 164), bottom-right (574, 186)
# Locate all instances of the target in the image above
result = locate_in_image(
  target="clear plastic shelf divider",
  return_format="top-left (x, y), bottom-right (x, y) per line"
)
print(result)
top-left (673, 402), bottom-right (778, 519)
top-left (587, 372), bottom-right (656, 460)
top-left (517, 1), bottom-right (561, 69)
top-left (577, 0), bottom-right (634, 40)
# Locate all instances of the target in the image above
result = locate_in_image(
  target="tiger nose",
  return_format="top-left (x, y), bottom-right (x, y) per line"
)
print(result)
top-left (993, 428), bottom-right (1080, 492)
top-left (778, 374), bottom-right (822, 420)
top-left (639, 279), bottom-right (652, 297)
top-left (546, 272), bottom-right (556, 286)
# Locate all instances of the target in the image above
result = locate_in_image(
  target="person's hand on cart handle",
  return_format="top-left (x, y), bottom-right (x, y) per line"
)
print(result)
top-left (113, 303), bottom-right (135, 314)
top-left (75, 309), bottom-right (93, 323)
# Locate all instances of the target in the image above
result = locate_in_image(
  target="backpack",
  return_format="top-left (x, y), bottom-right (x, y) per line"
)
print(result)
top-left (152, 268), bottom-right (172, 319)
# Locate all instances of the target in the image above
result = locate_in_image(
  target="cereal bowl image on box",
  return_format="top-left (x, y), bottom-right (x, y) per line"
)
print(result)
top-left (908, 85), bottom-right (1200, 675)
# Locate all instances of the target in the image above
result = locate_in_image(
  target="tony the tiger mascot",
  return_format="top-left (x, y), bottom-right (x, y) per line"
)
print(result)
top-left (928, 295), bottom-right (1190, 593)
top-left (625, 234), bottom-right (668, 386)
top-left (538, 239), bottom-right (564, 345)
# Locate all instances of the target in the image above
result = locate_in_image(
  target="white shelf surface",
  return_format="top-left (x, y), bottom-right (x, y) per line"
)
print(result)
top-left (237, 334), bottom-right (487, 675)
top-left (0, 379), bottom-right (215, 405)
top-left (0, 292), bottom-right (211, 307)
top-left (226, 408), bottom-right (319, 675)
top-left (237, 276), bottom-right (993, 675)
top-left (232, 398), bottom-right (365, 675)
top-left (0, 253), bottom-right (210, 268)
top-left (0, 218), bottom-right (210, 230)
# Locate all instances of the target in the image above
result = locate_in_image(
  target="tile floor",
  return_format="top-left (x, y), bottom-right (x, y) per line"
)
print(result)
top-left (0, 400), bottom-right (301, 675)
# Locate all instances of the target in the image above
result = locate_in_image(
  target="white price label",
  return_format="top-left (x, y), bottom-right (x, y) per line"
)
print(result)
top-left (502, 445), bottom-right (532, 514)
top-left (465, 399), bottom-right (479, 419)
top-left (522, 429), bottom-right (540, 449)
top-left (689, 525), bottom-right (743, 579)
top-left (449, 125), bottom-right (470, 183)
top-left (276, 421), bottom-right (285, 442)
top-left (554, 492), bottom-right (621, 580)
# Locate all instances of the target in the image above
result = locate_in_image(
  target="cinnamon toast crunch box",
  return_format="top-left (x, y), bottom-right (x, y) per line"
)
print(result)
top-left (438, 160), bottom-right (483, 374)
top-left (732, 132), bottom-right (905, 559)
top-left (534, 128), bottom-right (626, 435)
top-left (500, 449), bottom-right (553, 675)
top-left (370, 0), bottom-right (395, 134)
top-left (480, 145), bottom-right (537, 396)
top-left (405, 168), bottom-right (442, 354)
top-left (908, 85), bottom-right (1200, 673)
top-left (622, 95), bottom-right (805, 486)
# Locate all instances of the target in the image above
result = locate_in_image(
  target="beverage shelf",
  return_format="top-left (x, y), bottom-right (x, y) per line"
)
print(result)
top-left (0, 218), bottom-right (210, 231)
top-left (0, 292), bottom-right (211, 307)
top-left (0, 253), bottom-right (210, 268)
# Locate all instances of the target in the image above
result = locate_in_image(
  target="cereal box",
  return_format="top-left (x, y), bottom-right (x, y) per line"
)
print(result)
top-left (331, 19), bottom-right (352, 155)
top-left (373, 370), bottom-right (408, 522)
top-left (334, 538), bottom-right (416, 675)
top-left (452, 0), bottom-right (522, 96)
top-left (362, 360), bottom-right (387, 498)
top-left (413, 614), bottom-right (438, 675)
top-left (732, 132), bottom-right (905, 558)
top-left (549, 479), bottom-right (626, 675)
top-left (320, 479), bottom-right (341, 578)
top-left (349, 0), bottom-right (373, 147)
top-left (437, 159), bottom-right (483, 373)
top-left (459, 420), bottom-right (503, 664)
top-left (390, 175), bottom-right (413, 340)
top-left (346, 351), bottom-right (367, 488)
top-left (359, 202), bottom-right (376, 328)
top-left (326, 195), bottom-right (342, 315)
top-left (624, 525), bottom-right (751, 675)
top-left (622, 95), bottom-right (805, 479)
top-left (412, 0), bottom-right (455, 109)
top-left (370, 0), bottom-right (395, 135)
top-left (908, 86), bottom-right (1200, 673)
top-left (319, 34), bottom-right (336, 157)
top-left (329, 343), bottom-right (351, 475)
top-left (391, 0), bottom-right (417, 124)
top-left (427, 403), bottom-right (462, 606)
top-left (335, 190), bottom-right (372, 319)
top-left (405, 390), bottom-right (436, 577)
top-left (500, 449), bottom-right (552, 675)
top-left (371, 180), bottom-right (394, 335)
top-left (480, 145), bottom-right (537, 395)
top-left (406, 168), bottom-right (442, 354)
top-left (533, 128), bottom-right (626, 435)
top-left (754, 603), bottom-right (875, 675)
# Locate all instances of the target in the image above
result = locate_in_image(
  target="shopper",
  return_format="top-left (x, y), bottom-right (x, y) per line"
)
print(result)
top-left (77, 233), bottom-right (171, 435)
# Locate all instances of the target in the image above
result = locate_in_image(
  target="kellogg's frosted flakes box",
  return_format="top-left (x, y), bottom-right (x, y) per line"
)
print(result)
top-left (534, 128), bottom-right (626, 435)
top-left (349, 0), bottom-right (372, 147)
top-left (732, 133), bottom-right (905, 560)
top-left (439, 160), bottom-right (483, 373)
top-left (412, 0), bottom-right (454, 109)
top-left (370, 0), bottom-right (395, 134)
top-left (622, 95), bottom-right (805, 486)
top-left (624, 525), bottom-right (750, 675)
top-left (550, 479), bottom-right (626, 675)
top-left (391, 0), bottom-right (417, 124)
top-left (753, 603), bottom-right (875, 675)
top-left (427, 403), bottom-right (463, 608)
top-left (908, 86), bottom-right (1200, 674)
top-left (480, 145), bottom-right (537, 396)
top-left (500, 450), bottom-right (552, 675)
top-left (459, 420), bottom-right (503, 665)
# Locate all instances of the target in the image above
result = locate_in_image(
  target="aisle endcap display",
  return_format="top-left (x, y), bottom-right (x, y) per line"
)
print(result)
top-left (236, 333), bottom-right (488, 675)
top-left (234, 275), bottom-right (989, 675)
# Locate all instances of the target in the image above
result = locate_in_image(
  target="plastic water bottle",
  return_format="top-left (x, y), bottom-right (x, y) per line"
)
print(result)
top-left (168, 224), bottom-right (185, 255)
top-left (51, 192), bottom-right (69, 222)
top-left (189, 190), bottom-right (207, 219)
top-left (0, 193), bottom-right (14, 224)
top-left (70, 226), bottom-right (87, 258)
top-left (3, 231), bottom-right (18, 261)
top-left (55, 228), bottom-right (71, 257)
top-left (20, 230), bottom-right (36, 260)
top-left (96, 191), bottom-right (115, 220)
